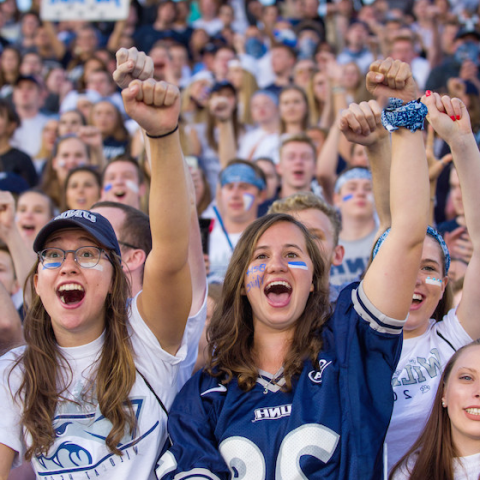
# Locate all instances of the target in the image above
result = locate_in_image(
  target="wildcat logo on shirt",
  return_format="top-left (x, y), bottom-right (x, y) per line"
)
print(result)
top-left (253, 404), bottom-right (292, 422)
top-left (308, 359), bottom-right (332, 384)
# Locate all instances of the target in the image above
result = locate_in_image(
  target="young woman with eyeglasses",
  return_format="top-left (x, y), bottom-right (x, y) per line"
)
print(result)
top-left (0, 51), bottom-right (205, 479)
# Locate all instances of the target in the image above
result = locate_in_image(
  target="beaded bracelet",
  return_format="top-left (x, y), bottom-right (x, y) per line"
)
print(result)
top-left (146, 124), bottom-right (179, 139)
top-left (381, 98), bottom-right (428, 133)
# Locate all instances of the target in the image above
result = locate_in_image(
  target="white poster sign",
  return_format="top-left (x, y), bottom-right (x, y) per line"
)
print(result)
top-left (41, 0), bottom-right (129, 22)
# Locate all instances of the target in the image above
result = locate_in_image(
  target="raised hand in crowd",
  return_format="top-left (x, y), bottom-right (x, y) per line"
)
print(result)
top-left (366, 57), bottom-right (418, 102)
top-left (113, 47), bottom-right (154, 90)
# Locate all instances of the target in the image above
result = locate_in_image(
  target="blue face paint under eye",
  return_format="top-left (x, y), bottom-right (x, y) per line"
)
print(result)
top-left (44, 262), bottom-right (62, 269)
top-left (342, 194), bottom-right (353, 202)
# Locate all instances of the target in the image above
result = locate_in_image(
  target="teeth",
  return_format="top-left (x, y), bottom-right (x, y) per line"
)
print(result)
top-left (58, 284), bottom-right (84, 292)
top-left (466, 408), bottom-right (480, 415)
top-left (413, 294), bottom-right (422, 301)
top-left (266, 281), bottom-right (292, 290)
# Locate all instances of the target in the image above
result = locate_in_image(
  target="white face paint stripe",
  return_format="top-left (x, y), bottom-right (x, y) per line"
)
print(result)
top-left (426, 277), bottom-right (442, 287)
top-left (243, 193), bottom-right (255, 211)
top-left (126, 180), bottom-right (139, 194)
top-left (288, 261), bottom-right (308, 270)
top-left (90, 263), bottom-right (104, 271)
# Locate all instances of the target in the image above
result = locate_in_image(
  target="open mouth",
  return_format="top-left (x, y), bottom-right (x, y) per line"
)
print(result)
top-left (264, 281), bottom-right (292, 307)
top-left (114, 190), bottom-right (126, 199)
top-left (465, 408), bottom-right (480, 416)
top-left (21, 224), bottom-right (36, 233)
top-left (411, 293), bottom-right (424, 306)
top-left (57, 283), bottom-right (85, 306)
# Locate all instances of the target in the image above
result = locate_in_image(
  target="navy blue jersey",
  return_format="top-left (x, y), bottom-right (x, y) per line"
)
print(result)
top-left (156, 282), bottom-right (404, 480)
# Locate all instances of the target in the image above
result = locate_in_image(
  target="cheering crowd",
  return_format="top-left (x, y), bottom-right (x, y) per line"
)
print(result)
top-left (1, 0), bottom-right (480, 479)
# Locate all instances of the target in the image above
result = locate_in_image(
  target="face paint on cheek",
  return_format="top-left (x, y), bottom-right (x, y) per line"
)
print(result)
top-left (366, 193), bottom-right (374, 203)
top-left (342, 194), bottom-right (353, 202)
top-left (104, 183), bottom-right (112, 192)
top-left (426, 276), bottom-right (442, 287)
top-left (243, 193), bottom-right (255, 211)
top-left (245, 263), bottom-right (266, 292)
top-left (126, 180), bottom-right (139, 194)
top-left (89, 263), bottom-right (104, 271)
top-left (43, 262), bottom-right (62, 270)
top-left (288, 261), bottom-right (308, 270)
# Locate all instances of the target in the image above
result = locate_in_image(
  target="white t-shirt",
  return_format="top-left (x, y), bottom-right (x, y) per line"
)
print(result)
top-left (11, 113), bottom-right (49, 158)
top-left (0, 292), bottom-right (207, 479)
top-left (237, 128), bottom-right (280, 164)
top-left (385, 308), bottom-right (473, 473)
top-left (392, 451), bottom-right (480, 479)
top-left (208, 219), bottom-right (242, 283)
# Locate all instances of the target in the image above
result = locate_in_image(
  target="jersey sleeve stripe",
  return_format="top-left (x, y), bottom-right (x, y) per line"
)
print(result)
top-left (352, 282), bottom-right (407, 335)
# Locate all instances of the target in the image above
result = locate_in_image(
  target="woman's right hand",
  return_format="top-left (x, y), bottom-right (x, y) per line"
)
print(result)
top-left (366, 58), bottom-right (417, 102)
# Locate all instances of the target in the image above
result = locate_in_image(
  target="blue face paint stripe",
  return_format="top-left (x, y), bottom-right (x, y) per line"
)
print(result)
top-left (288, 261), bottom-right (308, 270)
top-left (342, 194), bottom-right (353, 202)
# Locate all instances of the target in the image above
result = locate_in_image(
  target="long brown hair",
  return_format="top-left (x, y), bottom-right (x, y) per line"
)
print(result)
top-left (11, 244), bottom-right (136, 460)
top-left (389, 339), bottom-right (480, 480)
top-left (279, 85), bottom-right (310, 135)
top-left (205, 213), bottom-right (331, 391)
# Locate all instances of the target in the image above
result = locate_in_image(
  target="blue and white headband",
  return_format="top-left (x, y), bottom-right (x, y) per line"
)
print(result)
top-left (220, 163), bottom-right (266, 191)
top-left (334, 168), bottom-right (372, 193)
top-left (372, 225), bottom-right (450, 274)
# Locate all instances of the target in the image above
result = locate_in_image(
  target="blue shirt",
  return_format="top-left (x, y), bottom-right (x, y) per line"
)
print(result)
top-left (156, 282), bottom-right (405, 480)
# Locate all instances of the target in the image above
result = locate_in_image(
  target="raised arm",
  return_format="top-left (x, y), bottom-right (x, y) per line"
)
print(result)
top-left (363, 59), bottom-right (430, 320)
top-left (120, 74), bottom-right (191, 354)
top-left (0, 191), bottom-right (37, 291)
top-left (427, 94), bottom-right (480, 339)
top-left (339, 99), bottom-right (392, 237)
top-left (211, 96), bottom-right (237, 169)
top-left (0, 282), bottom-right (23, 356)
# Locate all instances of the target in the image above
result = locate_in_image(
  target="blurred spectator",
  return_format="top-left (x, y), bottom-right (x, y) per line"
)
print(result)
top-left (89, 100), bottom-right (130, 160)
top-left (279, 85), bottom-right (310, 135)
top-left (0, 98), bottom-right (37, 187)
top-left (337, 20), bottom-right (374, 73)
top-left (33, 118), bottom-right (58, 175)
top-left (40, 135), bottom-right (90, 208)
top-left (62, 165), bottom-right (101, 211)
top-left (101, 157), bottom-right (146, 211)
top-left (11, 74), bottom-right (48, 158)
top-left (14, 189), bottom-right (54, 250)
top-left (236, 90), bottom-right (280, 163)
top-left (0, 46), bottom-right (21, 98)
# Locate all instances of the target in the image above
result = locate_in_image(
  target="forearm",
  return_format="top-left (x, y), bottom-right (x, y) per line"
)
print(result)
top-left (217, 121), bottom-right (237, 169)
top-left (390, 129), bottom-right (429, 242)
top-left (43, 21), bottom-right (65, 60)
top-left (450, 134), bottom-right (480, 246)
top-left (366, 135), bottom-right (392, 232)
top-left (0, 284), bottom-right (23, 356)
top-left (316, 117), bottom-right (341, 204)
top-left (146, 132), bottom-right (190, 267)
top-left (2, 227), bottom-right (36, 289)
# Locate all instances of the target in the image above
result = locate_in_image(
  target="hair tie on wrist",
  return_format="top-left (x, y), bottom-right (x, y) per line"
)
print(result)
top-left (381, 98), bottom-right (428, 133)
top-left (146, 124), bottom-right (179, 139)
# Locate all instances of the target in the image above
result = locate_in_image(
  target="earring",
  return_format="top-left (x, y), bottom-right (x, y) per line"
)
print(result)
top-left (442, 401), bottom-right (446, 408)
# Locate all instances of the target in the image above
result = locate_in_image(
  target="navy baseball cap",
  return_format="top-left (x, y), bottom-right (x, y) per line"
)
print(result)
top-left (33, 209), bottom-right (121, 257)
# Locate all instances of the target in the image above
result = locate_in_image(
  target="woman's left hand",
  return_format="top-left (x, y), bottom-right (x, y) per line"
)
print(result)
top-left (122, 79), bottom-right (180, 138)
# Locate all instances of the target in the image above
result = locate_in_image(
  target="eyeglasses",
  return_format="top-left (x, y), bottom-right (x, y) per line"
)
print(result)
top-left (37, 246), bottom-right (112, 269)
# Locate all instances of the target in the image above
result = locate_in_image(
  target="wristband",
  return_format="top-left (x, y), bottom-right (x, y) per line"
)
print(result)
top-left (145, 124), bottom-right (179, 139)
top-left (381, 98), bottom-right (428, 133)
